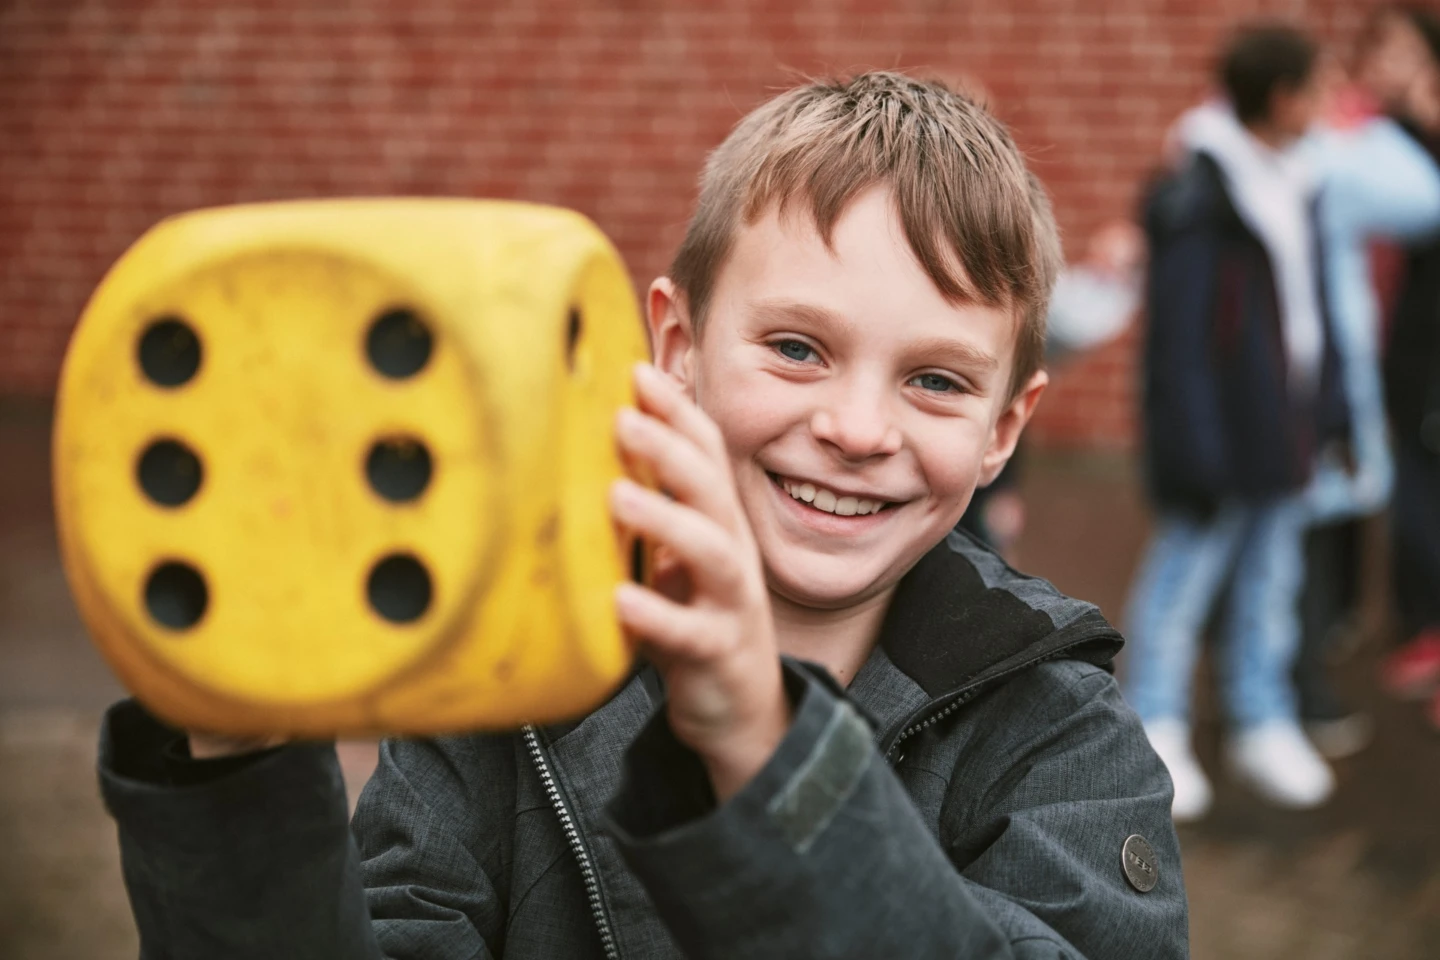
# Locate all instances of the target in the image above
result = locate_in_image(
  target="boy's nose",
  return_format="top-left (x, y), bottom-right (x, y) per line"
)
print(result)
top-left (809, 384), bottom-right (903, 461)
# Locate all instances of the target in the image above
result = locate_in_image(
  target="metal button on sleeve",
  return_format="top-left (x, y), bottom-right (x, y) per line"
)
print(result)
top-left (1121, 834), bottom-right (1159, 892)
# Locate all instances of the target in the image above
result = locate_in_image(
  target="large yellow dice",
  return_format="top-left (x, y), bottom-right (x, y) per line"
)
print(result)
top-left (53, 199), bottom-right (649, 736)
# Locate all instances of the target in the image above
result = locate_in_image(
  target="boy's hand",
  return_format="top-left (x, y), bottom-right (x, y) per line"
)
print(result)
top-left (611, 364), bottom-right (790, 803)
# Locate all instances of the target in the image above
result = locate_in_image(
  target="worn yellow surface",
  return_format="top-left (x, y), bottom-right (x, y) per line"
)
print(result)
top-left (52, 199), bottom-right (649, 735)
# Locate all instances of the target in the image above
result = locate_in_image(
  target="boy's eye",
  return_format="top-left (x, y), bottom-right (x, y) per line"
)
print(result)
top-left (774, 339), bottom-right (818, 363)
top-left (910, 372), bottom-right (960, 393)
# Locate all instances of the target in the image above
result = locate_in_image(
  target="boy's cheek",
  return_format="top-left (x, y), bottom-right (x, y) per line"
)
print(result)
top-left (698, 384), bottom-right (797, 466)
top-left (919, 420), bottom-right (991, 496)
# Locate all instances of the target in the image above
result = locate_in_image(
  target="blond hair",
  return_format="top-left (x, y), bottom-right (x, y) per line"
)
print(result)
top-left (669, 71), bottom-right (1061, 400)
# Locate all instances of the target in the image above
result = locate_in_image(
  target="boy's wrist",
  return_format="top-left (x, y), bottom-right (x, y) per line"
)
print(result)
top-left (187, 731), bottom-right (289, 760)
top-left (698, 677), bottom-right (793, 803)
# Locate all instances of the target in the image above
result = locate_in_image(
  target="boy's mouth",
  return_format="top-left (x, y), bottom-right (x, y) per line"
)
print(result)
top-left (768, 472), bottom-right (895, 517)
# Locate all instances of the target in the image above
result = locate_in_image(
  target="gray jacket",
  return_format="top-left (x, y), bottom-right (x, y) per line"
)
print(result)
top-left (99, 531), bottom-right (1189, 959)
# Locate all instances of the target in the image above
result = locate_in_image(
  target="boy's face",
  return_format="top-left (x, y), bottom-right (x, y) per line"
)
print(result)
top-left (1360, 13), bottom-right (1431, 109)
top-left (1271, 68), bottom-right (1326, 142)
top-left (650, 187), bottom-right (1044, 610)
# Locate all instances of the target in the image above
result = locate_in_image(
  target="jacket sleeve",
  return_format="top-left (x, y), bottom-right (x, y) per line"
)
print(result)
top-left (605, 662), bottom-right (1187, 960)
top-left (944, 662), bottom-right (1188, 958)
top-left (1142, 175), bottom-right (1230, 509)
top-left (1319, 118), bottom-right (1440, 243)
top-left (98, 699), bottom-right (505, 959)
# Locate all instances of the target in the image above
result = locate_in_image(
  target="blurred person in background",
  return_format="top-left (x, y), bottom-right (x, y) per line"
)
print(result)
top-left (1296, 3), bottom-right (1440, 758)
top-left (1376, 8), bottom-right (1440, 732)
top-left (959, 220), bottom-right (1144, 556)
top-left (1046, 220), bottom-right (1145, 361)
top-left (1125, 23), bottom-right (1349, 821)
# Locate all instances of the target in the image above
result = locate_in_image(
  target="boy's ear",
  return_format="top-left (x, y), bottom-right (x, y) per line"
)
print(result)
top-left (646, 277), bottom-right (696, 390)
top-left (978, 369), bottom-right (1048, 487)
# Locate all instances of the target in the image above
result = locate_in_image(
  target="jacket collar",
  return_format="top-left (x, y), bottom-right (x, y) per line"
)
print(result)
top-left (856, 530), bottom-right (1122, 748)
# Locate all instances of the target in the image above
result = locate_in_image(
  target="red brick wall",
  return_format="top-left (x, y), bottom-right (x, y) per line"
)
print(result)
top-left (0, 0), bottom-right (1378, 448)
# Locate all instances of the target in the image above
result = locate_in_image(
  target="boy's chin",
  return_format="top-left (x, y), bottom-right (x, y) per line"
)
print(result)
top-left (763, 550), bottom-right (900, 610)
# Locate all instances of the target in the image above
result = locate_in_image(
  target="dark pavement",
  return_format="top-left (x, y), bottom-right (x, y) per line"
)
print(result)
top-left (2, 397), bottom-right (1437, 958)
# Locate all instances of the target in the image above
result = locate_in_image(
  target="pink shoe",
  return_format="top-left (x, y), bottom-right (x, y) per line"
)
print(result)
top-left (1380, 632), bottom-right (1440, 701)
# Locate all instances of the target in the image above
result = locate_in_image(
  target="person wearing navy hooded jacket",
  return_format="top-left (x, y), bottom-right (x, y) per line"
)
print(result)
top-left (1125, 23), bottom-right (1352, 822)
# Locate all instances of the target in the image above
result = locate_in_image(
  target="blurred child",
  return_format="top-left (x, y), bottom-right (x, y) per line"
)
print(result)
top-left (1126, 23), bottom-right (1348, 820)
top-left (1047, 220), bottom-right (1145, 362)
top-left (1377, 8), bottom-right (1440, 732)
top-left (1296, 4), bottom-right (1440, 757)
top-left (959, 220), bottom-right (1144, 557)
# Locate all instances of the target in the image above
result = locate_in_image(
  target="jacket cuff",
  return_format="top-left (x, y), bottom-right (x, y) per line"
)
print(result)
top-left (99, 699), bottom-right (348, 862)
top-left (606, 661), bottom-right (879, 952)
top-left (98, 700), bottom-right (380, 957)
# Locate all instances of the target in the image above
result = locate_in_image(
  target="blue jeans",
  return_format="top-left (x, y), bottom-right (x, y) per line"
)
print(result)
top-left (1123, 498), bottom-right (1308, 729)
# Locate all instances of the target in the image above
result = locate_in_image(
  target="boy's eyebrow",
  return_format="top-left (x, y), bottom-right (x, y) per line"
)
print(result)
top-left (903, 336), bottom-right (1001, 373)
top-left (748, 297), bottom-right (848, 330)
top-left (749, 297), bottom-right (1000, 372)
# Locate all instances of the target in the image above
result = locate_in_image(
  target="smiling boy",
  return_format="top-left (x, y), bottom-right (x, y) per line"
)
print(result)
top-left (99, 73), bottom-right (1188, 959)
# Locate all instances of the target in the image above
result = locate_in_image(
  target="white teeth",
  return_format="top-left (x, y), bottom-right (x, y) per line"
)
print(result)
top-left (779, 477), bottom-right (887, 516)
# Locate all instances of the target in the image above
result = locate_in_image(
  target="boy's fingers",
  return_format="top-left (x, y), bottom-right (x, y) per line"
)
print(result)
top-left (616, 408), bottom-right (737, 526)
top-left (632, 364), bottom-right (729, 463)
top-left (610, 480), bottom-right (745, 598)
top-left (615, 582), bottom-right (721, 662)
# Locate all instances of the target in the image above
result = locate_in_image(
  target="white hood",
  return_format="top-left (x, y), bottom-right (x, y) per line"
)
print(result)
top-left (1176, 101), bottom-right (1324, 396)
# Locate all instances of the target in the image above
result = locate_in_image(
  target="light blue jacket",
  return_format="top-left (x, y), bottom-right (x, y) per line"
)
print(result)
top-left (1304, 118), bottom-right (1440, 521)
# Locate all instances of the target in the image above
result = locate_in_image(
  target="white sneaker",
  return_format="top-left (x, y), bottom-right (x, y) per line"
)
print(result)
top-left (1142, 719), bottom-right (1212, 823)
top-left (1226, 721), bottom-right (1335, 809)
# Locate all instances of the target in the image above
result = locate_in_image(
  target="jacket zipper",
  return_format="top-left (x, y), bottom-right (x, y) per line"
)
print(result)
top-left (884, 689), bottom-right (980, 761)
top-left (522, 724), bottom-right (621, 960)
top-left (883, 633), bottom-right (1117, 761)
